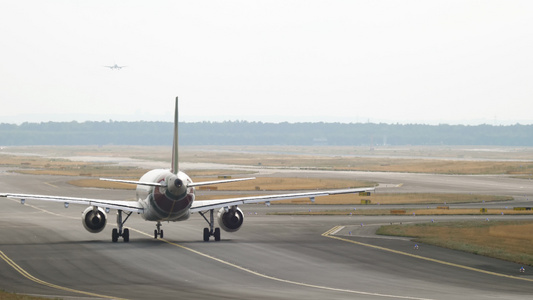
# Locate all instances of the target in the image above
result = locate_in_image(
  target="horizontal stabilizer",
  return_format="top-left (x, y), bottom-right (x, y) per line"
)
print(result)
top-left (100, 177), bottom-right (255, 188)
top-left (188, 177), bottom-right (256, 187)
top-left (99, 178), bottom-right (166, 187)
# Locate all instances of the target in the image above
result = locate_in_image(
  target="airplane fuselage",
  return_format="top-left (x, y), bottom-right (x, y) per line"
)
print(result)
top-left (136, 169), bottom-right (195, 222)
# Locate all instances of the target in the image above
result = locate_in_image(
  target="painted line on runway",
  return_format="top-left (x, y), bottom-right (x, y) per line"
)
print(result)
top-left (130, 227), bottom-right (433, 300)
top-left (322, 226), bottom-right (533, 283)
top-left (2, 199), bottom-right (122, 299)
top-left (0, 250), bottom-right (126, 300)
top-left (7, 197), bottom-right (431, 299)
top-left (328, 225), bottom-right (345, 235)
top-left (44, 182), bottom-right (58, 188)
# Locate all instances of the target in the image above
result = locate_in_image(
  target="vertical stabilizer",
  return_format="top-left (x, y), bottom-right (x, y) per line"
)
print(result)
top-left (171, 96), bottom-right (179, 174)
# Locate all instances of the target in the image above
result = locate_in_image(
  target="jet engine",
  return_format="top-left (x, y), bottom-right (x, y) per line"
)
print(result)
top-left (82, 206), bottom-right (107, 233)
top-left (217, 206), bottom-right (244, 232)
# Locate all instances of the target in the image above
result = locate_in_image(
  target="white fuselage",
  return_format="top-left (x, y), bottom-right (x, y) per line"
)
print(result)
top-left (136, 169), bottom-right (195, 222)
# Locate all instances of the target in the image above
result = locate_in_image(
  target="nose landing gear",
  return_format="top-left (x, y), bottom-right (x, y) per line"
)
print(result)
top-left (154, 221), bottom-right (164, 239)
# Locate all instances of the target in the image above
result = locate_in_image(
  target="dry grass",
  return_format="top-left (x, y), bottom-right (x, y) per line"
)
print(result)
top-left (412, 208), bottom-right (526, 215)
top-left (376, 220), bottom-right (533, 266)
top-left (0, 149), bottom-right (518, 206)
top-left (4, 145), bottom-right (533, 175)
top-left (270, 207), bottom-right (533, 216)
top-left (0, 154), bottom-right (80, 169)
top-left (0, 290), bottom-right (53, 300)
top-left (0, 153), bottom-right (148, 178)
top-left (17, 167), bottom-right (147, 178)
top-left (193, 176), bottom-right (372, 191)
top-left (186, 169), bottom-right (255, 177)
top-left (179, 150), bottom-right (533, 175)
top-left (68, 179), bottom-right (137, 190)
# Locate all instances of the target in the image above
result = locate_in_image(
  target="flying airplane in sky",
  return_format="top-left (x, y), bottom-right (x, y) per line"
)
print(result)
top-left (0, 97), bottom-right (374, 242)
top-left (104, 64), bottom-right (126, 70)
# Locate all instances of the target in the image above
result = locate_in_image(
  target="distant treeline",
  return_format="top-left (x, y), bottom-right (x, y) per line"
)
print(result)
top-left (1, 121), bottom-right (532, 146)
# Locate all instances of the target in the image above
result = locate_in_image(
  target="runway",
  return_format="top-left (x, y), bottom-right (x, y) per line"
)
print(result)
top-left (1, 170), bottom-right (533, 299)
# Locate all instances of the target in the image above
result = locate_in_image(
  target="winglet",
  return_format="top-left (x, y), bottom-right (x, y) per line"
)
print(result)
top-left (171, 96), bottom-right (179, 175)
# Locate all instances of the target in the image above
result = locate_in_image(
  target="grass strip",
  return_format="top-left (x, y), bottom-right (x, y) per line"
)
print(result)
top-left (269, 208), bottom-right (533, 216)
top-left (0, 290), bottom-right (55, 300)
top-left (376, 220), bottom-right (533, 266)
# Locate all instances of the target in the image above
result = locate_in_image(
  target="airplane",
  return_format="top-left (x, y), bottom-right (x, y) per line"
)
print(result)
top-left (0, 97), bottom-right (375, 243)
top-left (104, 64), bottom-right (126, 70)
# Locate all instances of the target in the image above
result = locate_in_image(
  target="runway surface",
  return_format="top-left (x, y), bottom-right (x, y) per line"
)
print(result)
top-left (1, 169), bottom-right (533, 299)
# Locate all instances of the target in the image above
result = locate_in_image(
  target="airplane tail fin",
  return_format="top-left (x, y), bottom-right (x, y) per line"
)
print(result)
top-left (171, 96), bottom-right (179, 175)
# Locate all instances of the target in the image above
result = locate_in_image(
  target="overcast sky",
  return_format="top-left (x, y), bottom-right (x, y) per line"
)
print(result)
top-left (1, 1), bottom-right (532, 125)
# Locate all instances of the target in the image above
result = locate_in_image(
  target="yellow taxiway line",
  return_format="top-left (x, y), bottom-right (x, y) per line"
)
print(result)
top-left (44, 182), bottom-right (58, 188)
top-left (130, 227), bottom-right (434, 300)
top-left (0, 250), bottom-right (126, 300)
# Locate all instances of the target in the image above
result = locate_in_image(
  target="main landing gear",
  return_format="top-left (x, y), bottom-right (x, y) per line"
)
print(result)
top-left (154, 221), bottom-right (164, 239)
top-left (199, 209), bottom-right (221, 242)
top-left (112, 210), bottom-right (132, 242)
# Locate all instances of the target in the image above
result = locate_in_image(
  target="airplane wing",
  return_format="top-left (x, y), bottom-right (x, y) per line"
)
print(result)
top-left (190, 187), bottom-right (374, 212)
top-left (2, 186), bottom-right (373, 214)
top-left (0, 193), bottom-right (143, 213)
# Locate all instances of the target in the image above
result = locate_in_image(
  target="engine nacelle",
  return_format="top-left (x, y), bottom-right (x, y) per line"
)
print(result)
top-left (82, 206), bottom-right (107, 233)
top-left (217, 206), bottom-right (244, 232)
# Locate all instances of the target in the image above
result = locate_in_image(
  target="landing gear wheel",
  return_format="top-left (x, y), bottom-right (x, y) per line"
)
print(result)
top-left (203, 228), bottom-right (210, 242)
top-left (154, 222), bottom-right (163, 239)
top-left (123, 228), bottom-right (130, 242)
top-left (214, 228), bottom-right (221, 241)
top-left (199, 209), bottom-right (226, 242)
top-left (113, 210), bottom-right (133, 243)
top-left (112, 228), bottom-right (119, 243)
